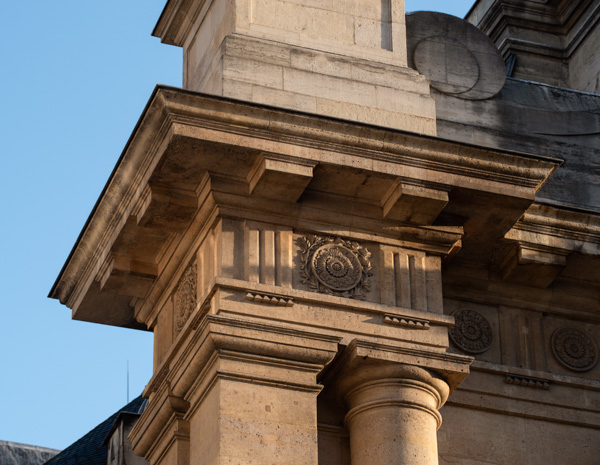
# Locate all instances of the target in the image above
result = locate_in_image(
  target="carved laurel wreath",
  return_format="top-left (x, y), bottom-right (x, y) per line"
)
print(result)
top-left (299, 235), bottom-right (372, 300)
top-left (174, 264), bottom-right (197, 332)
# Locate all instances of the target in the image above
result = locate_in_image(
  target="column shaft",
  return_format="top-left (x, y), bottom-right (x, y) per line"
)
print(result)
top-left (345, 378), bottom-right (443, 465)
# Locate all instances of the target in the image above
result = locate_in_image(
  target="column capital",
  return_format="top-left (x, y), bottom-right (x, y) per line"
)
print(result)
top-left (327, 339), bottom-right (473, 396)
top-left (323, 340), bottom-right (472, 465)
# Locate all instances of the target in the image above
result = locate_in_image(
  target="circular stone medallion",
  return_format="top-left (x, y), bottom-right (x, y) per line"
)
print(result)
top-left (450, 310), bottom-right (493, 354)
top-left (406, 11), bottom-right (506, 100)
top-left (414, 36), bottom-right (480, 95)
top-left (310, 243), bottom-right (363, 291)
top-left (551, 328), bottom-right (598, 372)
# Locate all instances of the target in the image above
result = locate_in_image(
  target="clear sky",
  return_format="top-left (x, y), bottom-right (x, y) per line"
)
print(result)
top-left (1, 0), bottom-right (475, 451)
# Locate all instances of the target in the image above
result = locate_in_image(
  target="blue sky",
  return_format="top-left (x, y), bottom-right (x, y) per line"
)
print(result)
top-left (0, 0), bottom-right (474, 451)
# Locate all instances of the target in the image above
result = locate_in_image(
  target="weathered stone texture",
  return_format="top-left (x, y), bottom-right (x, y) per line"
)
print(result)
top-left (569, 19), bottom-right (600, 93)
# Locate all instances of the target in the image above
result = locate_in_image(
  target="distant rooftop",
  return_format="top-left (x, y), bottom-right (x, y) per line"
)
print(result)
top-left (43, 396), bottom-right (146, 465)
top-left (0, 440), bottom-right (60, 465)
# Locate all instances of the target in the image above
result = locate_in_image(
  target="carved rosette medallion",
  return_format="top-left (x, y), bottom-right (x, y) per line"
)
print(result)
top-left (300, 235), bottom-right (372, 299)
top-left (174, 264), bottom-right (197, 332)
top-left (551, 327), bottom-right (598, 372)
top-left (450, 310), bottom-right (493, 354)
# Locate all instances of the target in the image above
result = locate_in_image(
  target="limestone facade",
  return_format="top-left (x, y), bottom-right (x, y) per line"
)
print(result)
top-left (51, 0), bottom-right (600, 464)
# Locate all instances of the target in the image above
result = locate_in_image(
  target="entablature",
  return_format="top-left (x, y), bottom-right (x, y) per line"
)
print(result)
top-left (49, 87), bottom-right (560, 330)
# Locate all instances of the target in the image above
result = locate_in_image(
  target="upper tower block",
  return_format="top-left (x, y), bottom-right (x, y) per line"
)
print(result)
top-left (467, 0), bottom-right (600, 92)
top-left (152, 0), bottom-right (437, 135)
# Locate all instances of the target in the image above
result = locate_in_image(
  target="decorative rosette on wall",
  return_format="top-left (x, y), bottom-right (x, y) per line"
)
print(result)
top-left (449, 309), bottom-right (493, 354)
top-left (299, 235), bottom-right (372, 300)
top-left (551, 327), bottom-right (598, 372)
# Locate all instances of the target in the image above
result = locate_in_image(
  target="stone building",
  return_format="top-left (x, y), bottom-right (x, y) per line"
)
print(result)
top-left (50, 0), bottom-right (600, 464)
top-left (0, 441), bottom-right (59, 465)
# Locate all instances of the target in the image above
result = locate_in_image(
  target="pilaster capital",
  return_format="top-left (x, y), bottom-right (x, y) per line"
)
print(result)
top-left (162, 315), bottom-right (342, 399)
top-left (129, 383), bottom-right (189, 460)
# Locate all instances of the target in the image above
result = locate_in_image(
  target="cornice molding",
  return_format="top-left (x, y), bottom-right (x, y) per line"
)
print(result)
top-left (158, 88), bottom-right (559, 193)
top-left (152, 0), bottom-right (211, 46)
top-left (49, 88), bottom-right (176, 317)
top-left (506, 202), bottom-right (600, 256)
top-left (499, 202), bottom-right (600, 287)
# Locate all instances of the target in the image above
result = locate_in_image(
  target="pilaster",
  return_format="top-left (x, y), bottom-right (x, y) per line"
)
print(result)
top-left (132, 315), bottom-right (341, 465)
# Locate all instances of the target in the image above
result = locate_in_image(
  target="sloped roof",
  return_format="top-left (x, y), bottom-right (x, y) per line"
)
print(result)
top-left (0, 440), bottom-right (59, 465)
top-left (44, 396), bottom-right (146, 465)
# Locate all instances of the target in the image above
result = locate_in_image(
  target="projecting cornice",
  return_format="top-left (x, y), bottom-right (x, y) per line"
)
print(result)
top-left (153, 0), bottom-right (207, 46)
top-left (49, 86), bottom-right (560, 329)
top-left (502, 202), bottom-right (600, 287)
top-left (507, 203), bottom-right (600, 255)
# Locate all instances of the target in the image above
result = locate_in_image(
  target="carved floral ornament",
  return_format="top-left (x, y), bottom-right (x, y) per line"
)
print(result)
top-left (551, 327), bottom-right (598, 372)
top-left (449, 309), bottom-right (493, 354)
top-left (299, 235), bottom-right (372, 299)
top-left (174, 264), bottom-right (197, 332)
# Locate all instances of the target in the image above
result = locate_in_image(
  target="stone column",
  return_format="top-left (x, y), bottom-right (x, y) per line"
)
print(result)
top-left (331, 340), bottom-right (471, 465)
top-left (343, 365), bottom-right (448, 465)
